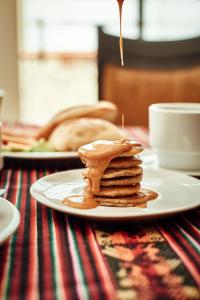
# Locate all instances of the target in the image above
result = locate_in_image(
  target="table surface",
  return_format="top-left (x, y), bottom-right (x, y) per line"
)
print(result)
top-left (0, 127), bottom-right (200, 300)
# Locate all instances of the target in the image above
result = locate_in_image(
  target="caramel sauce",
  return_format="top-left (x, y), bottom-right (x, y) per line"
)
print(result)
top-left (60, 181), bottom-right (98, 209)
top-left (78, 139), bottom-right (131, 160)
top-left (121, 113), bottom-right (125, 130)
top-left (62, 189), bottom-right (158, 210)
top-left (117, 0), bottom-right (125, 66)
top-left (63, 195), bottom-right (98, 209)
top-left (141, 188), bottom-right (158, 201)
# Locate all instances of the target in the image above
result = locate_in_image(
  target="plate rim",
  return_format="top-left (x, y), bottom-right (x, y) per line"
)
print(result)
top-left (2, 151), bottom-right (78, 160)
top-left (30, 168), bottom-right (200, 220)
top-left (0, 197), bottom-right (20, 244)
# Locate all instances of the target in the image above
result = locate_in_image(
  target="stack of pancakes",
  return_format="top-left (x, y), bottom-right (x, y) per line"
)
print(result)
top-left (95, 156), bottom-right (147, 207)
top-left (80, 140), bottom-right (149, 207)
top-left (96, 156), bottom-right (143, 206)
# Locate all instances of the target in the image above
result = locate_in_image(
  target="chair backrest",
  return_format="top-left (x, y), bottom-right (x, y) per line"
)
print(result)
top-left (98, 26), bottom-right (200, 126)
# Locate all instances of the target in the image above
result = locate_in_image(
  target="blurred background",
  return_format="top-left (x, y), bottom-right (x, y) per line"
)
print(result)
top-left (0, 0), bottom-right (200, 125)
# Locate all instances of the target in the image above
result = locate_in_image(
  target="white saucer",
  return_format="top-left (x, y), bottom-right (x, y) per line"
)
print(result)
top-left (141, 149), bottom-right (200, 177)
top-left (0, 197), bottom-right (20, 244)
top-left (30, 168), bottom-right (200, 221)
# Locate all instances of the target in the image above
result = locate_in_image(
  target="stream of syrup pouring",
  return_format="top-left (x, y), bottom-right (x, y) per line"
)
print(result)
top-left (121, 113), bottom-right (125, 129)
top-left (117, 0), bottom-right (125, 66)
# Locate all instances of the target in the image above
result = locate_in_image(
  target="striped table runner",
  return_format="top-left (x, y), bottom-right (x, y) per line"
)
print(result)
top-left (0, 127), bottom-right (200, 300)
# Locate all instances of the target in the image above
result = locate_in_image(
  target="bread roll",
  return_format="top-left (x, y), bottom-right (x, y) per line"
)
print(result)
top-left (48, 118), bottom-right (125, 151)
top-left (37, 101), bottom-right (118, 139)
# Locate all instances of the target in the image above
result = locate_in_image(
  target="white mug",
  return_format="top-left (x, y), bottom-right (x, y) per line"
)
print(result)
top-left (149, 103), bottom-right (200, 171)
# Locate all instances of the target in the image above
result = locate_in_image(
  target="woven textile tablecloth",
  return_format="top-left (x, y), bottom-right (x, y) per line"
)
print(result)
top-left (0, 127), bottom-right (200, 300)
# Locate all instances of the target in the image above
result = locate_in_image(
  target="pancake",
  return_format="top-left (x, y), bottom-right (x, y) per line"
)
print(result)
top-left (102, 166), bottom-right (143, 179)
top-left (108, 156), bottom-right (142, 168)
top-left (100, 174), bottom-right (143, 186)
top-left (96, 183), bottom-right (141, 197)
top-left (95, 192), bottom-right (148, 207)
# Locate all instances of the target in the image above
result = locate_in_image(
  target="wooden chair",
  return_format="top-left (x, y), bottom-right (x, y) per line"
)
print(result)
top-left (98, 27), bottom-right (200, 126)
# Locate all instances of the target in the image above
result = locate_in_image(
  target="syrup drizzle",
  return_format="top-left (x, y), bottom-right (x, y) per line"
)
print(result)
top-left (62, 189), bottom-right (158, 210)
top-left (121, 113), bottom-right (125, 130)
top-left (117, 0), bottom-right (125, 66)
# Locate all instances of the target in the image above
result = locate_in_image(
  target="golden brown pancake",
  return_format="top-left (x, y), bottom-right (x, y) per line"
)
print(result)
top-left (108, 156), bottom-right (142, 168)
top-left (96, 183), bottom-right (141, 197)
top-left (95, 192), bottom-right (148, 207)
top-left (100, 174), bottom-right (143, 187)
top-left (102, 166), bottom-right (143, 179)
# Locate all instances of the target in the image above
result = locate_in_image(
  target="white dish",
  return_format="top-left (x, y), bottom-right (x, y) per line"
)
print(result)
top-left (141, 149), bottom-right (200, 177)
top-left (0, 197), bottom-right (20, 244)
top-left (30, 168), bottom-right (200, 221)
top-left (2, 151), bottom-right (78, 160)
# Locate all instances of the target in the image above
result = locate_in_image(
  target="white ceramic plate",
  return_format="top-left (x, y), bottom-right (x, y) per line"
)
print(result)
top-left (0, 197), bottom-right (20, 244)
top-left (2, 151), bottom-right (78, 160)
top-left (141, 149), bottom-right (200, 177)
top-left (30, 168), bottom-right (200, 220)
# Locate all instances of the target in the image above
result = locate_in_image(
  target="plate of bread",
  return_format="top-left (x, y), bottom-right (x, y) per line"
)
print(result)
top-left (2, 101), bottom-right (126, 160)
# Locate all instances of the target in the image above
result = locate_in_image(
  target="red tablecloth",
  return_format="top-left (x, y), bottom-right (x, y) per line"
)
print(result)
top-left (0, 127), bottom-right (200, 300)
